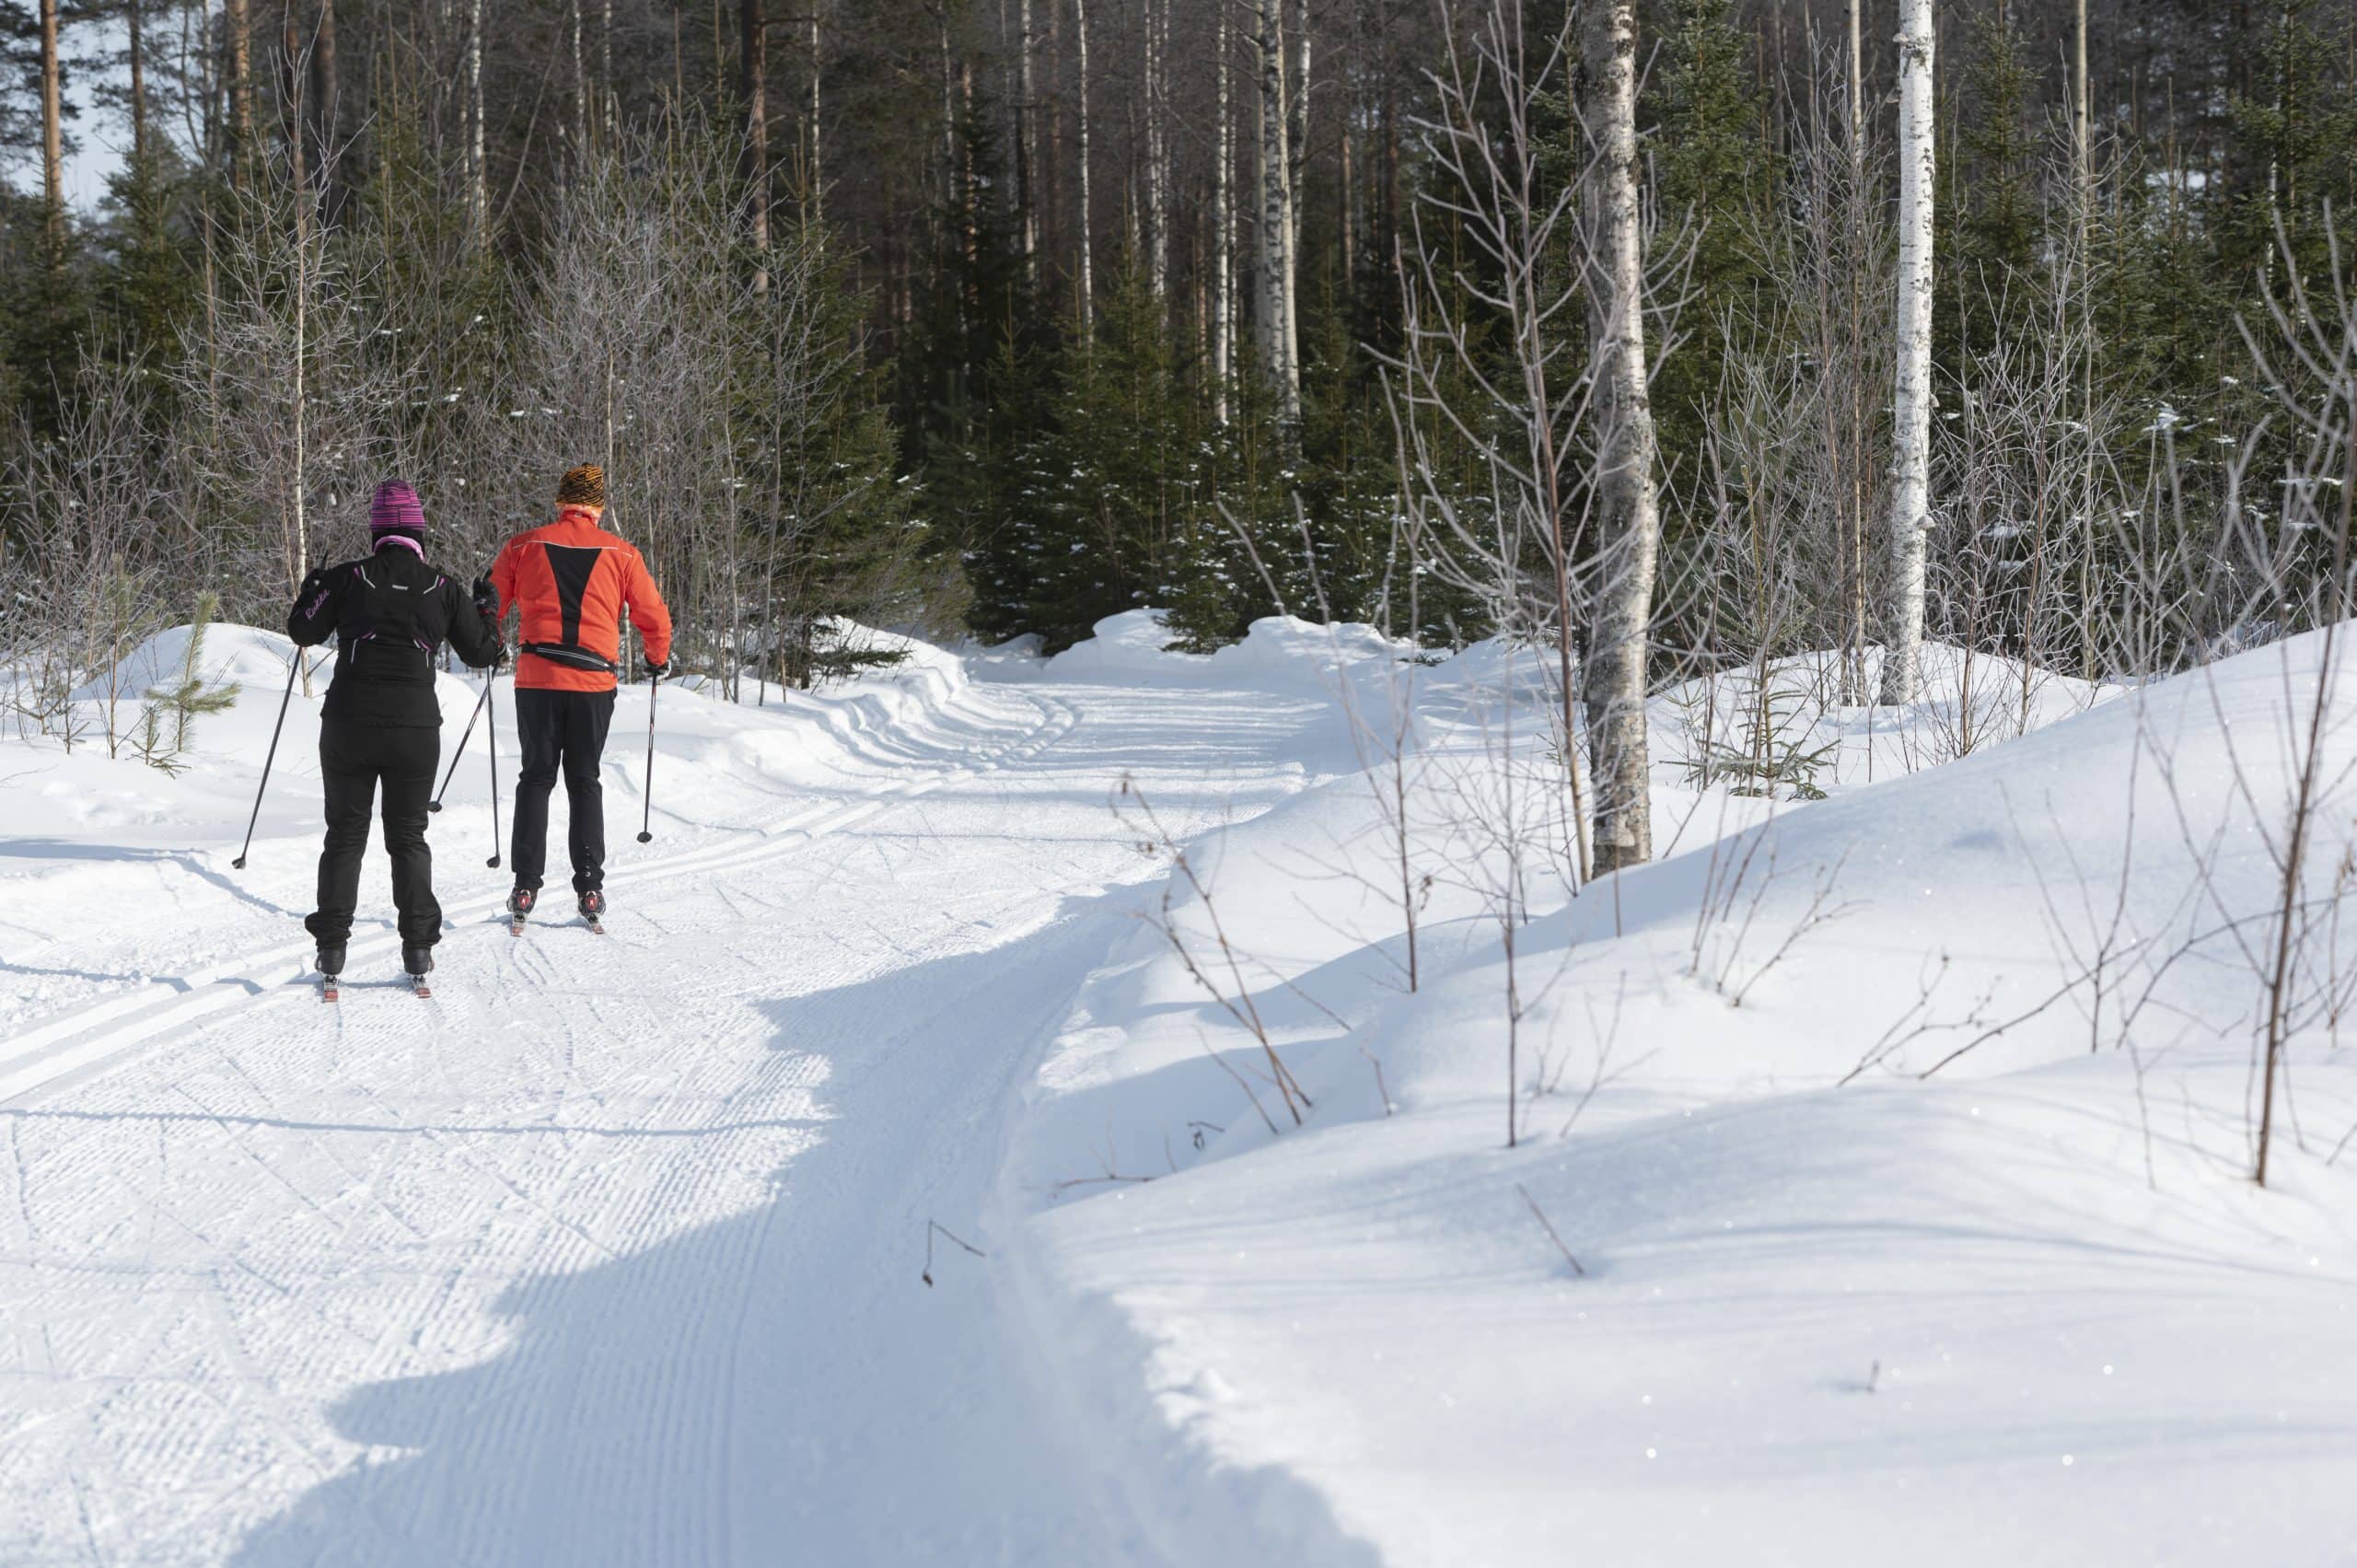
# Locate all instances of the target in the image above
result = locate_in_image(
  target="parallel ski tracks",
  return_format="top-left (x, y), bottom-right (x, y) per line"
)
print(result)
top-left (0, 692), bottom-right (1077, 1109)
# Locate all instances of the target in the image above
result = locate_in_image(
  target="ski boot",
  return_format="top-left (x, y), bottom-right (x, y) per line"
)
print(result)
top-left (316, 944), bottom-right (345, 1004)
top-left (579, 889), bottom-right (608, 935)
top-left (402, 944), bottom-right (435, 998)
top-left (506, 887), bottom-right (537, 936)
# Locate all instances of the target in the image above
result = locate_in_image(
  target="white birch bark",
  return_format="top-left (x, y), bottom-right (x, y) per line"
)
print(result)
top-left (1212, 0), bottom-right (1233, 422)
top-left (467, 0), bottom-right (488, 242)
top-left (1144, 0), bottom-right (1167, 299)
top-left (1074, 0), bottom-right (1094, 337)
top-left (572, 0), bottom-right (588, 173)
top-left (1878, 0), bottom-right (1936, 705)
top-left (1018, 0), bottom-right (1036, 272)
top-left (1255, 0), bottom-right (1299, 426)
top-left (1585, 0), bottom-right (1662, 872)
top-left (808, 6), bottom-right (824, 229)
top-left (1284, 0), bottom-right (1308, 378)
top-left (601, 0), bottom-right (615, 145)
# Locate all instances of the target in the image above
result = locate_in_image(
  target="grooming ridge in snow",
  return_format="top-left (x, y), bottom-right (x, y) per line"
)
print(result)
top-left (1, 610), bottom-right (2351, 1564)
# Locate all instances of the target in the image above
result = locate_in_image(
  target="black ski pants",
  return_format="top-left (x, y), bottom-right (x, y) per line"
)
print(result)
top-left (307, 720), bottom-right (442, 947)
top-left (511, 687), bottom-right (618, 895)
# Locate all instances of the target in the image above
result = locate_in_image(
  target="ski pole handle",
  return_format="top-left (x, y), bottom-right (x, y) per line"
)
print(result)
top-left (233, 656), bottom-right (303, 871)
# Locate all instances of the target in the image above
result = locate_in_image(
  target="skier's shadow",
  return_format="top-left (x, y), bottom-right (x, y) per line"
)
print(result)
top-left (232, 897), bottom-right (1380, 1568)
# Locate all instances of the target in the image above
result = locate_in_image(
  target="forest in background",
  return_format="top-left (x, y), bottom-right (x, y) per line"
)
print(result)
top-left (6, 0), bottom-right (2357, 865)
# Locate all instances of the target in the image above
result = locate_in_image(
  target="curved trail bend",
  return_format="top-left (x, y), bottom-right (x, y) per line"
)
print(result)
top-left (0, 674), bottom-right (1334, 1566)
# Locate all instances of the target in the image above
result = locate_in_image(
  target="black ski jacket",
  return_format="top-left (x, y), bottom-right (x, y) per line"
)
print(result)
top-left (288, 545), bottom-right (505, 729)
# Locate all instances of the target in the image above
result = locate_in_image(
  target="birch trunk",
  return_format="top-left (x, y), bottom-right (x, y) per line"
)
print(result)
top-left (1074, 0), bottom-right (1094, 337)
top-left (1144, 0), bottom-right (1167, 299)
top-left (1212, 0), bottom-right (1233, 422)
top-left (1584, 0), bottom-right (1662, 874)
top-left (808, 6), bottom-right (824, 228)
top-left (467, 0), bottom-right (488, 243)
top-left (572, 0), bottom-right (589, 171)
top-left (1284, 0), bottom-right (1308, 376)
top-left (39, 0), bottom-right (61, 249)
top-left (1255, 0), bottom-right (1299, 427)
top-left (1017, 0), bottom-right (1036, 273)
top-left (1879, 0), bottom-right (1936, 706)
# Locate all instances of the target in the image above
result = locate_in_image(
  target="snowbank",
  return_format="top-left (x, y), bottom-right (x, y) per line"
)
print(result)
top-left (1004, 626), bottom-right (2357, 1564)
top-left (1044, 610), bottom-right (1417, 688)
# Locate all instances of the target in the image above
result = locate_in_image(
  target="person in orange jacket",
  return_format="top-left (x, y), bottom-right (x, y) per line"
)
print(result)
top-left (481, 464), bottom-right (673, 927)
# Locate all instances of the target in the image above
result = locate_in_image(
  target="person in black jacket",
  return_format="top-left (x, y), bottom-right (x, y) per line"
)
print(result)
top-left (287, 482), bottom-right (505, 981)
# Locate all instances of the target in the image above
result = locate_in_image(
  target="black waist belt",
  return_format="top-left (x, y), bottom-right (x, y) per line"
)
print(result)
top-left (521, 641), bottom-right (619, 674)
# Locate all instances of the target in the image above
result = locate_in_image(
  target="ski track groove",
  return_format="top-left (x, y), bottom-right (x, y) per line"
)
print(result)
top-left (0, 680), bottom-right (1338, 1565)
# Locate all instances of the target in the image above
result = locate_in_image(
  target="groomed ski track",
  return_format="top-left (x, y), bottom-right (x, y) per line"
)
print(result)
top-left (0, 673), bottom-right (1338, 1565)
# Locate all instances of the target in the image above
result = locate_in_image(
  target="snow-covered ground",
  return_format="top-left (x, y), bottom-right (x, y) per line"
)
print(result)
top-left (2, 613), bottom-right (2351, 1564)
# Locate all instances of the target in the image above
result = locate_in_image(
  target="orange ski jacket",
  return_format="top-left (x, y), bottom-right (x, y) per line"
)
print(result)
top-left (488, 505), bottom-right (674, 691)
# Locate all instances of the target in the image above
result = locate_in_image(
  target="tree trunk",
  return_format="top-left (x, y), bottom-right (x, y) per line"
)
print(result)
top-left (602, 0), bottom-right (616, 144)
top-left (1017, 0), bottom-right (1035, 274)
top-left (39, 0), bottom-right (62, 250)
top-left (1255, 0), bottom-right (1299, 427)
top-left (572, 0), bottom-right (590, 171)
top-left (128, 0), bottom-right (147, 169)
top-left (1284, 0), bottom-right (1308, 367)
top-left (1212, 0), bottom-right (1232, 422)
top-left (742, 0), bottom-right (770, 289)
top-left (1074, 0), bottom-right (1094, 337)
top-left (1144, 0), bottom-right (1167, 299)
top-left (1879, 0), bottom-right (1936, 706)
top-left (808, 6), bottom-right (824, 228)
top-left (310, 0), bottom-right (340, 222)
top-left (1847, 0), bottom-right (1864, 159)
top-left (1584, 0), bottom-right (1663, 875)
top-left (226, 0), bottom-right (253, 186)
top-left (467, 0), bottom-right (488, 243)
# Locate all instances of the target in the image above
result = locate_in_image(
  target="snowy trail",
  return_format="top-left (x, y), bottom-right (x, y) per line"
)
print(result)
top-left (0, 675), bottom-right (1332, 1565)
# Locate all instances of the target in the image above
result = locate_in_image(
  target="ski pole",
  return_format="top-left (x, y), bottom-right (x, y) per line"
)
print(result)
top-left (428, 676), bottom-right (493, 814)
top-left (485, 668), bottom-right (504, 869)
top-left (232, 655), bottom-right (302, 871)
top-left (636, 670), bottom-right (658, 844)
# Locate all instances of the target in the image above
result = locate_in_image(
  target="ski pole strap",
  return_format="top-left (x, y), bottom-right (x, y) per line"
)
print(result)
top-left (518, 641), bottom-right (620, 675)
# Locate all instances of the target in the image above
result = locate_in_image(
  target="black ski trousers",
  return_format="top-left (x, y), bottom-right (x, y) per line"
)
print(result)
top-left (307, 719), bottom-right (442, 947)
top-left (511, 687), bottom-right (618, 895)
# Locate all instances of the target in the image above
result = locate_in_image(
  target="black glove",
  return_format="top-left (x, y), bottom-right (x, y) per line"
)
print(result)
top-left (298, 565), bottom-right (331, 600)
top-left (471, 577), bottom-right (499, 618)
top-left (645, 659), bottom-right (670, 680)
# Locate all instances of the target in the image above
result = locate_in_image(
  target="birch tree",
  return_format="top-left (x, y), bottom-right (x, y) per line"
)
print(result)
top-left (1074, 0), bottom-right (1094, 335)
top-left (466, 0), bottom-right (489, 243)
top-left (1879, 0), bottom-right (1936, 704)
top-left (1212, 0), bottom-right (1233, 422)
top-left (1584, 0), bottom-right (1664, 872)
top-left (1256, 0), bottom-right (1299, 429)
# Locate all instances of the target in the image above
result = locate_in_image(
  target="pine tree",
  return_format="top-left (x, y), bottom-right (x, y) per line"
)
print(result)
top-left (972, 261), bottom-right (1202, 651)
top-left (1649, 0), bottom-right (1773, 461)
top-left (1946, 6), bottom-right (2042, 368)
